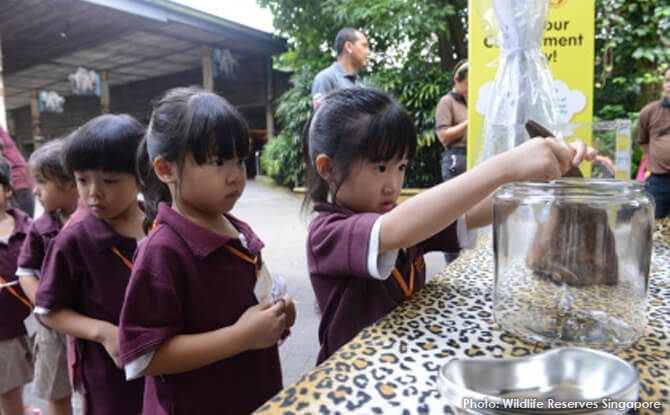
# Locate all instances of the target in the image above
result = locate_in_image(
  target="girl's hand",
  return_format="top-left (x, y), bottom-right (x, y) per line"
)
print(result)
top-left (99, 323), bottom-right (121, 368)
top-left (236, 297), bottom-right (288, 350)
top-left (506, 137), bottom-right (594, 182)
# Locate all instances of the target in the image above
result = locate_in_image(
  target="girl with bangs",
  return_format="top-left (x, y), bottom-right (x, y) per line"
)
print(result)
top-left (303, 88), bottom-right (596, 363)
top-left (34, 114), bottom-right (145, 414)
top-left (118, 87), bottom-right (296, 415)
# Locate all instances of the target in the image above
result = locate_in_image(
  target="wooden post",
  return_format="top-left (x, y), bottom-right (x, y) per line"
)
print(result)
top-left (30, 89), bottom-right (44, 148)
top-left (201, 47), bottom-right (214, 92)
top-left (100, 71), bottom-right (110, 113)
top-left (264, 56), bottom-right (274, 140)
top-left (0, 34), bottom-right (7, 131)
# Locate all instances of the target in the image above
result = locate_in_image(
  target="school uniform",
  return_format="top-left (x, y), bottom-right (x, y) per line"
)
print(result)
top-left (35, 210), bottom-right (143, 415)
top-left (0, 208), bottom-right (34, 394)
top-left (307, 202), bottom-right (473, 364)
top-left (119, 202), bottom-right (282, 415)
top-left (16, 210), bottom-right (71, 401)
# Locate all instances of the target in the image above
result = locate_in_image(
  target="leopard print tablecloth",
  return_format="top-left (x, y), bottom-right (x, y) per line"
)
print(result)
top-left (257, 220), bottom-right (670, 414)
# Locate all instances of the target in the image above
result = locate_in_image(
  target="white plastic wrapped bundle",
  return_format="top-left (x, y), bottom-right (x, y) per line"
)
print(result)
top-left (476, 0), bottom-right (557, 162)
top-left (39, 91), bottom-right (65, 113)
top-left (68, 67), bottom-right (99, 96)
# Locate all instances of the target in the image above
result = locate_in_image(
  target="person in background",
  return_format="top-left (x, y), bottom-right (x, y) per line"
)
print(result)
top-left (312, 27), bottom-right (370, 108)
top-left (0, 125), bottom-right (35, 217)
top-left (17, 139), bottom-right (78, 415)
top-left (435, 59), bottom-right (469, 263)
top-left (635, 64), bottom-right (670, 218)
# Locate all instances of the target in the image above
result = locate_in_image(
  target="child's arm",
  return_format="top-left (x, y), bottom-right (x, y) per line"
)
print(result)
top-left (379, 137), bottom-right (592, 252)
top-left (39, 307), bottom-right (120, 366)
top-left (18, 275), bottom-right (39, 303)
top-left (141, 298), bottom-right (291, 376)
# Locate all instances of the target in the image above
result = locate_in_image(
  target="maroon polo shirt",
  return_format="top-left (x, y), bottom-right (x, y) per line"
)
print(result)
top-left (0, 208), bottom-right (32, 340)
top-left (35, 210), bottom-right (143, 415)
top-left (17, 210), bottom-right (62, 271)
top-left (307, 203), bottom-right (460, 364)
top-left (119, 202), bottom-right (282, 415)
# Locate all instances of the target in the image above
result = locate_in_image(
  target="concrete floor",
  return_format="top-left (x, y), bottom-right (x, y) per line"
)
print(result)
top-left (22, 177), bottom-right (447, 413)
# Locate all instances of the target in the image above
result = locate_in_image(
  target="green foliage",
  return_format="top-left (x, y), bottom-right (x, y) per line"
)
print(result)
top-left (260, 133), bottom-right (305, 188)
top-left (259, 0), bottom-right (467, 188)
top-left (260, 0), bottom-right (669, 186)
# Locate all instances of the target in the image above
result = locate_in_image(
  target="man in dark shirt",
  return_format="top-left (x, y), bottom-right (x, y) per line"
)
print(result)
top-left (312, 28), bottom-right (370, 107)
top-left (636, 64), bottom-right (670, 218)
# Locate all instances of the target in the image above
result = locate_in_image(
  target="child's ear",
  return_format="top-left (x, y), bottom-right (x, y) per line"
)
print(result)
top-left (153, 157), bottom-right (177, 184)
top-left (315, 154), bottom-right (333, 181)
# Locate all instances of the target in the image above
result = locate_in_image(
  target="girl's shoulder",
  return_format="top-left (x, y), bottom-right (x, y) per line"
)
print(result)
top-left (7, 208), bottom-right (32, 237)
top-left (32, 210), bottom-right (61, 235)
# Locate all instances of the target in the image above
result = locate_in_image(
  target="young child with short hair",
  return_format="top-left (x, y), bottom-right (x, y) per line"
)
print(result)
top-left (34, 114), bottom-right (146, 415)
top-left (119, 87), bottom-right (296, 414)
top-left (17, 138), bottom-right (78, 415)
top-left (303, 88), bottom-right (595, 363)
top-left (0, 156), bottom-right (34, 415)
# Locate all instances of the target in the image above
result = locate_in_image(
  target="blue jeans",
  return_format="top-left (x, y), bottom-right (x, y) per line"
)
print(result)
top-left (647, 173), bottom-right (670, 219)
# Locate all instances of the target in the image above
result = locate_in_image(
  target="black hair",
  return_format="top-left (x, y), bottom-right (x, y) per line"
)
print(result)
top-left (302, 88), bottom-right (417, 209)
top-left (28, 138), bottom-right (72, 183)
top-left (0, 156), bottom-right (11, 188)
top-left (139, 86), bottom-right (249, 233)
top-left (335, 28), bottom-right (362, 56)
top-left (453, 59), bottom-right (468, 83)
top-left (64, 114), bottom-right (144, 178)
top-left (662, 64), bottom-right (670, 78)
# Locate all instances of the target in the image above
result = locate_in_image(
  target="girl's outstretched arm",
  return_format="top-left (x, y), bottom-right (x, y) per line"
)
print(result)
top-left (378, 137), bottom-right (594, 252)
top-left (142, 297), bottom-right (291, 376)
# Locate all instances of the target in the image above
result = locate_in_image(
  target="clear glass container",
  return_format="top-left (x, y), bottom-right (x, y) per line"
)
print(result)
top-left (493, 179), bottom-right (654, 348)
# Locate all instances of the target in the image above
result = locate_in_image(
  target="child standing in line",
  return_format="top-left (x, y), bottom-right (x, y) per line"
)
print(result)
top-left (17, 139), bottom-right (78, 415)
top-left (118, 87), bottom-right (296, 415)
top-left (302, 88), bottom-right (596, 363)
top-left (34, 115), bottom-right (146, 415)
top-left (0, 157), bottom-right (34, 415)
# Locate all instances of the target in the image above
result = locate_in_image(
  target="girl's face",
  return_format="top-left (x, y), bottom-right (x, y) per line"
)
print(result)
top-left (175, 151), bottom-right (246, 216)
top-left (30, 165), bottom-right (77, 213)
top-left (74, 170), bottom-right (140, 220)
top-left (334, 154), bottom-right (407, 214)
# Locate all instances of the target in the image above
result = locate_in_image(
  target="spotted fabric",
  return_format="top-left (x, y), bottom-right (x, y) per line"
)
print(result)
top-left (256, 219), bottom-right (670, 414)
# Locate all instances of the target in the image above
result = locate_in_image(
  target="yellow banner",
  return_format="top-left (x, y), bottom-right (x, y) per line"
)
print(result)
top-left (467, 0), bottom-right (595, 169)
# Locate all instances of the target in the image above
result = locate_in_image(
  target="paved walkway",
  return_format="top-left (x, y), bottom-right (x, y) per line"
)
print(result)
top-left (23, 177), bottom-right (447, 413)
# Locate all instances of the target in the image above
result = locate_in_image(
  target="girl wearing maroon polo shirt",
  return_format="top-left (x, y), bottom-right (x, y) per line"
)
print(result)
top-left (302, 88), bottom-right (596, 363)
top-left (17, 139), bottom-right (78, 415)
top-left (119, 87), bottom-right (295, 415)
top-left (35, 115), bottom-right (145, 415)
top-left (0, 157), bottom-right (34, 415)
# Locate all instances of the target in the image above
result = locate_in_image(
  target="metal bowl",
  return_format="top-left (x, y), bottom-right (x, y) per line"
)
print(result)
top-left (438, 347), bottom-right (639, 414)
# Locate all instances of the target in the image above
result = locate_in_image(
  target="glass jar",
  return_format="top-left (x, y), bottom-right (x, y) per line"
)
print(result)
top-left (493, 179), bottom-right (654, 348)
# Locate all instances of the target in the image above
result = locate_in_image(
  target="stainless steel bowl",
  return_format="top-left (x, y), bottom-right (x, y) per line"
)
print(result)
top-left (438, 347), bottom-right (639, 414)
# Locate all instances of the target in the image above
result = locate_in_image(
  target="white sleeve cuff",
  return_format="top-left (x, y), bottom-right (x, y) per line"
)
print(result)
top-left (15, 267), bottom-right (40, 277)
top-left (367, 216), bottom-right (399, 280)
top-left (456, 215), bottom-right (477, 250)
top-left (124, 351), bottom-right (155, 380)
top-left (34, 307), bottom-right (51, 315)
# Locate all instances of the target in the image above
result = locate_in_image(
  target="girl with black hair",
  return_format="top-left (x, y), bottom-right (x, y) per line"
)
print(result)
top-left (118, 87), bottom-right (295, 415)
top-left (16, 138), bottom-right (77, 415)
top-left (34, 114), bottom-right (145, 415)
top-left (0, 156), bottom-right (33, 415)
top-left (303, 88), bottom-right (596, 363)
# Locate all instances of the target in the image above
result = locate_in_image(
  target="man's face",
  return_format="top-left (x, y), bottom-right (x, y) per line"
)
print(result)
top-left (663, 68), bottom-right (670, 98)
top-left (349, 32), bottom-right (371, 70)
